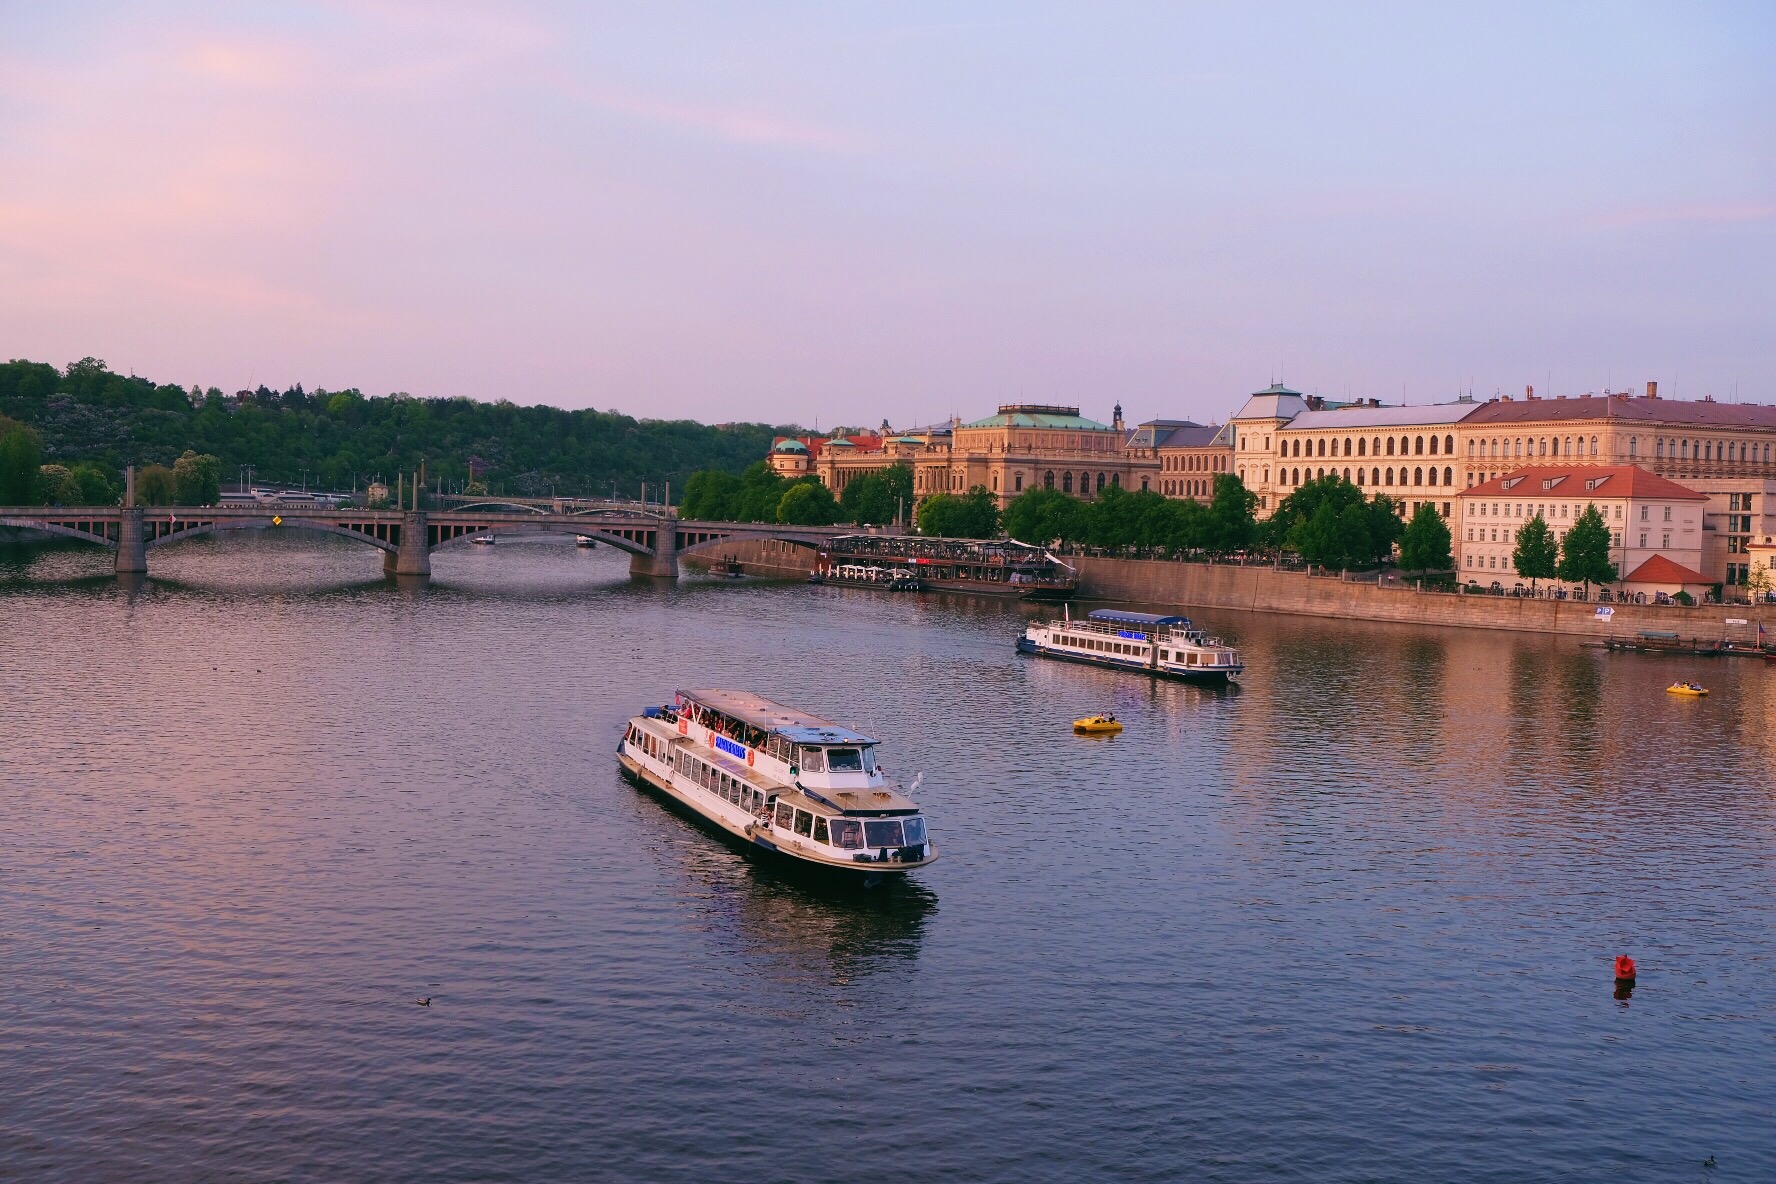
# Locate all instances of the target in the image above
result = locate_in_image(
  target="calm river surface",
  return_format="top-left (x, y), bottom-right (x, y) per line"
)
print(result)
top-left (2, 536), bottom-right (1773, 1182)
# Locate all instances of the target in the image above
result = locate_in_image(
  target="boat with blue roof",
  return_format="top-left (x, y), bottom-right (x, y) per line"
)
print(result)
top-left (618, 689), bottom-right (937, 882)
top-left (1017, 608), bottom-right (1245, 683)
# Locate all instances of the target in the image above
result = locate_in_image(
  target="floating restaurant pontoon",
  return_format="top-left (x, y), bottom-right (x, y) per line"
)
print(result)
top-left (618, 689), bottom-right (936, 883)
top-left (1018, 608), bottom-right (1244, 683)
top-left (811, 535), bottom-right (1075, 599)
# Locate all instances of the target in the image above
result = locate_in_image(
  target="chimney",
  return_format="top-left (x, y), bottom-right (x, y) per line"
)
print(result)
top-left (1526, 385), bottom-right (1535, 400)
top-left (1646, 380), bottom-right (1658, 400)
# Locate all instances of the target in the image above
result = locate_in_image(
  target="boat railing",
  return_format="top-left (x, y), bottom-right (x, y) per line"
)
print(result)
top-left (1053, 618), bottom-right (1233, 649)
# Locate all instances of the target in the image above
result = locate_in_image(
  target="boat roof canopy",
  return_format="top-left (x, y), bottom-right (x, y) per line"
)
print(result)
top-left (1087, 609), bottom-right (1190, 626)
top-left (678, 688), bottom-right (877, 745)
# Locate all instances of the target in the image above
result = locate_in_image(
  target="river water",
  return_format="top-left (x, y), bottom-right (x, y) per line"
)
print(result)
top-left (2, 536), bottom-right (1772, 1182)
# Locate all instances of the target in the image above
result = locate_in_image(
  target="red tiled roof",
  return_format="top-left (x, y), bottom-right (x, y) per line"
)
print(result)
top-left (781, 433), bottom-right (884, 459)
top-left (1457, 465), bottom-right (1706, 501)
top-left (1622, 554), bottom-right (1711, 585)
top-left (1466, 395), bottom-right (1776, 429)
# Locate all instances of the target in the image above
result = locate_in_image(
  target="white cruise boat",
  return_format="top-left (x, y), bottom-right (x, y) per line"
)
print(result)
top-left (618, 689), bottom-right (937, 883)
top-left (1017, 608), bottom-right (1244, 683)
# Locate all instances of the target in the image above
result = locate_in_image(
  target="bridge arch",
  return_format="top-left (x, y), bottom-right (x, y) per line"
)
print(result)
top-left (676, 532), bottom-right (826, 560)
top-left (450, 501), bottom-right (548, 515)
top-left (0, 516), bottom-right (116, 548)
top-left (428, 521), bottom-right (654, 557)
top-left (143, 518), bottom-right (397, 553)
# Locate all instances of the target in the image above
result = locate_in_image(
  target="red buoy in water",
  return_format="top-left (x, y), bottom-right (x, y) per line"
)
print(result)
top-left (1615, 955), bottom-right (1637, 980)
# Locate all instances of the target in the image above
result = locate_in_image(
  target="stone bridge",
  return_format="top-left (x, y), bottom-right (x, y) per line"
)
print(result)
top-left (0, 503), bottom-right (858, 581)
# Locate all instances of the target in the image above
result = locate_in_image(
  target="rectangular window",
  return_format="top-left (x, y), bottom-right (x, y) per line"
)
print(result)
top-left (863, 819), bottom-right (905, 848)
top-left (812, 816), bottom-right (830, 843)
top-left (1639, 532), bottom-right (1648, 547)
top-left (1640, 506), bottom-right (1648, 521)
top-left (774, 802), bottom-right (795, 828)
top-left (800, 747), bottom-right (825, 772)
top-left (902, 817), bottom-right (927, 846)
top-left (830, 819), bottom-right (864, 849)
top-left (826, 748), bottom-right (863, 772)
top-left (1664, 507), bottom-right (1672, 521)
top-left (794, 810), bottom-right (814, 836)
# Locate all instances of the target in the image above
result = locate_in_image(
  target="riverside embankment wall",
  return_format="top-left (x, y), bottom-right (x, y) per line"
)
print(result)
top-left (682, 537), bottom-right (814, 578)
top-left (1074, 556), bottom-right (1776, 640)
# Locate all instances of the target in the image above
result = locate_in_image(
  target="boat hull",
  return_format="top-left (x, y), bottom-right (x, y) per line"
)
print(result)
top-left (1015, 636), bottom-right (1240, 683)
top-left (618, 750), bottom-right (934, 882)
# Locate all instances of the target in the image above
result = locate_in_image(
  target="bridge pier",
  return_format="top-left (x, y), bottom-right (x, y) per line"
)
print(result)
top-left (115, 506), bottom-right (147, 576)
top-left (628, 525), bottom-right (679, 580)
top-left (384, 511), bottom-right (431, 580)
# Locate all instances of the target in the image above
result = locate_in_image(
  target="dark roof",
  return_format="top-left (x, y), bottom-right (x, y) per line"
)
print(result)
top-left (1154, 423), bottom-right (1226, 449)
top-left (1089, 609), bottom-right (1190, 626)
top-left (1466, 395), bottom-right (1776, 430)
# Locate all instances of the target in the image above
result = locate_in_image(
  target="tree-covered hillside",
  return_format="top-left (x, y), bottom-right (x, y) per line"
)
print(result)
top-left (0, 357), bottom-right (799, 498)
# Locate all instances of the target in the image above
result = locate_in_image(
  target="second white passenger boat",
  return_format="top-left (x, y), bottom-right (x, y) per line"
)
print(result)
top-left (1018, 608), bottom-right (1245, 683)
top-left (618, 689), bottom-right (937, 883)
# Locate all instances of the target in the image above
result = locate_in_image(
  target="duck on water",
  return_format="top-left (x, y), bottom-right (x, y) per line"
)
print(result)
top-left (618, 689), bottom-right (937, 884)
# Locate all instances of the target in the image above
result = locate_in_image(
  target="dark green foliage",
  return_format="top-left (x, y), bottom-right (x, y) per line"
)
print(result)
top-left (776, 481), bottom-right (840, 525)
top-left (1557, 504), bottom-right (1618, 589)
top-left (1398, 502), bottom-right (1453, 572)
top-left (916, 486), bottom-right (1000, 538)
top-left (1204, 474), bottom-right (1259, 552)
top-left (173, 451), bottom-right (223, 506)
top-left (838, 463), bottom-right (912, 526)
top-left (0, 357), bottom-right (795, 499)
top-left (137, 464), bottom-right (178, 505)
top-left (1512, 513), bottom-right (1558, 589)
top-left (1265, 475), bottom-right (1400, 568)
top-left (1003, 487), bottom-right (1082, 543)
top-left (0, 415), bottom-right (44, 504)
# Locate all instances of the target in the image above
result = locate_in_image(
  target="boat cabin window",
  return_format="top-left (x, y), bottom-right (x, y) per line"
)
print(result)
top-left (830, 819), bottom-right (864, 849)
top-left (799, 747), bottom-right (826, 773)
top-left (774, 802), bottom-right (795, 829)
top-left (794, 809), bottom-right (814, 836)
top-left (864, 819), bottom-right (904, 848)
top-left (902, 816), bottom-right (926, 845)
top-left (826, 748), bottom-right (863, 772)
top-left (812, 816), bottom-right (830, 843)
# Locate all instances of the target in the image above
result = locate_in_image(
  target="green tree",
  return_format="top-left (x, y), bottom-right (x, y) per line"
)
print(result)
top-left (137, 464), bottom-right (178, 505)
top-left (1204, 474), bottom-right (1258, 553)
top-left (680, 470), bottom-right (742, 519)
top-left (917, 486), bottom-right (1000, 538)
top-left (68, 462), bottom-right (120, 504)
top-left (838, 463), bottom-right (912, 525)
top-left (1512, 513), bottom-right (1558, 590)
top-left (1398, 502), bottom-right (1453, 572)
top-left (1267, 475), bottom-right (1395, 568)
top-left (1003, 487), bottom-right (1082, 543)
top-left (1557, 504), bottom-right (1618, 592)
top-left (776, 480), bottom-right (840, 525)
top-left (173, 450), bottom-right (222, 505)
top-left (0, 417), bottom-right (44, 504)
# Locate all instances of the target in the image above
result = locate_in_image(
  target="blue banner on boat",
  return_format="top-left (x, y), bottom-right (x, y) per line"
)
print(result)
top-left (714, 736), bottom-right (748, 760)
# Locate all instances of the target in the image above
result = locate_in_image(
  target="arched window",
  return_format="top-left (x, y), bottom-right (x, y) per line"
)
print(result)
top-left (1240, 467), bottom-right (1246, 481)
top-left (1111, 473), bottom-right (1120, 487)
top-left (1655, 439), bottom-right (1664, 459)
top-left (1386, 467), bottom-right (1394, 485)
top-left (1343, 467), bottom-right (1351, 482)
top-left (1317, 467), bottom-right (1325, 480)
top-left (1590, 436), bottom-right (1599, 456)
top-left (1372, 467), bottom-right (1381, 486)
top-left (1291, 468), bottom-right (1300, 485)
top-left (1415, 436), bottom-right (1425, 455)
top-left (1443, 466), bottom-right (1452, 486)
top-left (1062, 472), bottom-right (1072, 493)
top-left (1343, 437), bottom-right (1352, 456)
top-left (1468, 439), bottom-right (1476, 458)
top-left (1261, 466), bottom-right (1268, 482)
top-left (1014, 472), bottom-right (1023, 492)
top-left (1427, 467), bottom-right (1437, 487)
top-left (1445, 434), bottom-right (1454, 455)
top-left (1628, 437), bottom-right (1637, 457)
top-left (1414, 467), bottom-right (1424, 486)
top-left (1293, 439), bottom-right (1302, 457)
top-left (1096, 472), bottom-right (1106, 492)
top-left (1140, 477), bottom-right (1148, 492)
top-left (1356, 468), bottom-right (1366, 486)
top-left (1358, 438), bottom-right (1367, 457)
top-left (1386, 437), bottom-right (1396, 456)
top-left (992, 473), bottom-right (999, 490)
top-left (1429, 435), bottom-right (1439, 456)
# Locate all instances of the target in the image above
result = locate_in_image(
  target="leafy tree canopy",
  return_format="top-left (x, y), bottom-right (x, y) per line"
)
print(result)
top-left (777, 480), bottom-right (841, 525)
top-left (916, 486), bottom-right (1000, 538)
top-left (1513, 513), bottom-right (1559, 588)
top-left (1556, 504), bottom-right (1618, 589)
top-left (1398, 502), bottom-right (1453, 572)
top-left (837, 463), bottom-right (912, 526)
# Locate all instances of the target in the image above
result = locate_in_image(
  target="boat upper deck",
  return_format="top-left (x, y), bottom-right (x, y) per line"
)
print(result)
top-left (678, 688), bottom-right (877, 745)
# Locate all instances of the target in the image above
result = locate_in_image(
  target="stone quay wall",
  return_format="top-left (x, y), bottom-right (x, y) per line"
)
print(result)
top-left (1073, 556), bottom-right (1776, 640)
top-left (681, 537), bottom-right (816, 579)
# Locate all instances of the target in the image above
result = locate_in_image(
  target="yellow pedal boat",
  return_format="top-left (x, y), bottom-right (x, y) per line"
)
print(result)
top-left (1666, 682), bottom-right (1708, 697)
top-left (1073, 714), bottom-right (1123, 734)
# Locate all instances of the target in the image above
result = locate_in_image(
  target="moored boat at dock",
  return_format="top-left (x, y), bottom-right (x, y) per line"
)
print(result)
top-left (1018, 608), bottom-right (1244, 683)
top-left (618, 689), bottom-right (936, 882)
top-left (812, 534), bottom-right (1075, 599)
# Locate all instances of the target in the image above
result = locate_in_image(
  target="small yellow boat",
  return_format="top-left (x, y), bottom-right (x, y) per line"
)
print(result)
top-left (1073, 713), bottom-right (1123, 734)
top-left (1666, 682), bottom-right (1708, 697)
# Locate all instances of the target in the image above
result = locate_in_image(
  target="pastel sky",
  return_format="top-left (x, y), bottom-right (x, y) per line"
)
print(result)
top-left (3, 2), bottom-right (1772, 428)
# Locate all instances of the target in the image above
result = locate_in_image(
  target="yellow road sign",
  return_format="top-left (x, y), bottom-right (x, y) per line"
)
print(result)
top-left (272, 515), bottom-right (283, 526)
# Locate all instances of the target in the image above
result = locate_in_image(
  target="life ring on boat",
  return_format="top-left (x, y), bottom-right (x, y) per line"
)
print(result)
top-left (747, 750), bottom-right (755, 766)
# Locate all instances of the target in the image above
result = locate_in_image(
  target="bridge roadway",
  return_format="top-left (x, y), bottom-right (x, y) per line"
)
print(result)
top-left (0, 502), bottom-right (860, 581)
